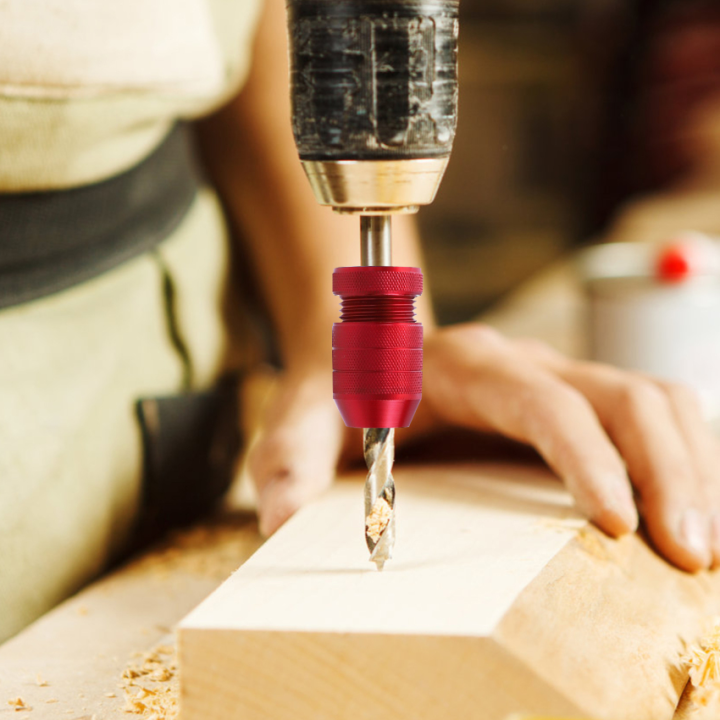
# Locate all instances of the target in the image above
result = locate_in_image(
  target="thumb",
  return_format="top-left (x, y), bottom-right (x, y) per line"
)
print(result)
top-left (246, 372), bottom-right (344, 536)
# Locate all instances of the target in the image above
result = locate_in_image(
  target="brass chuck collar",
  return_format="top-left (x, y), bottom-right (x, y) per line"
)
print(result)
top-left (300, 157), bottom-right (450, 215)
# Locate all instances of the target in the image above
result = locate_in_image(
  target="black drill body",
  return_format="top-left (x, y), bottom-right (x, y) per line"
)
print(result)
top-left (287, 0), bottom-right (459, 163)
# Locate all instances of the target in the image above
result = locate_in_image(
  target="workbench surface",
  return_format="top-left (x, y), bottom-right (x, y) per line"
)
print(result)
top-left (0, 512), bottom-right (263, 718)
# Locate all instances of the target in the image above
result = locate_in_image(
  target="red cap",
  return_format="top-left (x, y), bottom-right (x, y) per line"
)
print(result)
top-left (655, 233), bottom-right (720, 283)
top-left (656, 244), bottom-right (692, 283)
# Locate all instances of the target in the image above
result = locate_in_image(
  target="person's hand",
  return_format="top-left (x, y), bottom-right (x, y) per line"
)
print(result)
top-left (245, 368), bottom-right (347, 538)
top-left (420, 323), bottom-right (720, 572)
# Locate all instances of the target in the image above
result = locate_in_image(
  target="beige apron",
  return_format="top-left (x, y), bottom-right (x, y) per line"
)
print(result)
top-left (0, 0), bottom-right (263, 641)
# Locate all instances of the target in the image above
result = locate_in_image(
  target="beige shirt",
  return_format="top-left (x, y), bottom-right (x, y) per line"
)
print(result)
top-left (0, 0), bottom-right (263, 191)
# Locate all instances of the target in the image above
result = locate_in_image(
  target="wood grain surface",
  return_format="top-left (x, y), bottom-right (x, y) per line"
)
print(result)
top-left (179, 465), bottom-right (720, 720)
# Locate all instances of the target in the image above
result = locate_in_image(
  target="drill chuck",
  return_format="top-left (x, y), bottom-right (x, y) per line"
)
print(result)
top-left (332, 266), bottom-right (423, 428)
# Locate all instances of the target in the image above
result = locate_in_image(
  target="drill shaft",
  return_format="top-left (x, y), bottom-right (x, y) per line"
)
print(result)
top-left (360, 216), bottom-right (392, 266)
top-left (360, 216), bottom-right (397, 570)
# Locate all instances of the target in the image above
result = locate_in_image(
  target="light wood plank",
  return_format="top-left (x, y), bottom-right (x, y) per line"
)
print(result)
top-left (178, 464), bottom-right (720, 720)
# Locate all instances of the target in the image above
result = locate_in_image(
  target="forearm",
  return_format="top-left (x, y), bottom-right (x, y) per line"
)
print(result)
top-left (196, 0), bottom-right (434, 372)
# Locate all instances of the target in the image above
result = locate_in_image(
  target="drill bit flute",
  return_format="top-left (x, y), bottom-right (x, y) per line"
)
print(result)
top-left (285, 0), bottom-right (459, 569)
top-left (364, 427), bottom-right (396, 570)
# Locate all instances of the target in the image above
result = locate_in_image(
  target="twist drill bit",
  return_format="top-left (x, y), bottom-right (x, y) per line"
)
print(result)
top-left (364, 427), bottom-right (396, 571)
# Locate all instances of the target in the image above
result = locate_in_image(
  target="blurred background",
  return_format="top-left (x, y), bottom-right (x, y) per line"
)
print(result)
top-left (419, 0), bottom-right (720, 323)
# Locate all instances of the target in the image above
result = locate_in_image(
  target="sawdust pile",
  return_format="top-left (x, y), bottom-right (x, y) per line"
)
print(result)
top-left (121, 644), bottom-right (179, 719)
top-left (129, 514), bottom-right (264, 581)
top-left (366, 498), bottom-right (392, 543)
top-left (113, 516), bottom-right (262, 719)
top-left (681, 618), bottom-right (720, 718)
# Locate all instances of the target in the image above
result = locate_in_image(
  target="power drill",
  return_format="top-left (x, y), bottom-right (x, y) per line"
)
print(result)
top-left (285, 0), bottom-right (459, 569)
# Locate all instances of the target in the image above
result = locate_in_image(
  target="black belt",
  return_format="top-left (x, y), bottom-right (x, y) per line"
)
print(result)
top-left (0, 124), bottom-right (200, 310)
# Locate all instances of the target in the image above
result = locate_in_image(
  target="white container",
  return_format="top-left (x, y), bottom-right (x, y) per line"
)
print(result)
top-left (579, 237), bottom-right (720, 419)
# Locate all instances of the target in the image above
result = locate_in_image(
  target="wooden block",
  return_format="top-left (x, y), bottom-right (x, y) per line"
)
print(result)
top-left (178, 465), bottom-right (720, 720)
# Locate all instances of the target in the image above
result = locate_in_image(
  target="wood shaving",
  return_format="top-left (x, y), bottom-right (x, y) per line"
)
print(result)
top-left (366, 498), bottom-right (392, 543)
top-left (120, 643), bottom-right (178, 719)
top-left (8, 697), bottom-right (29, 711)
top-left (45, 699), bottom-right (58, 704)
top-left (681, 618), bottom-right (720, 718)
top-left (576, 526), bottom-right (610, 561)
top-left (535, 517), bottom-right (586, 534)
top-left (35, 673), bottom-right (48, 687)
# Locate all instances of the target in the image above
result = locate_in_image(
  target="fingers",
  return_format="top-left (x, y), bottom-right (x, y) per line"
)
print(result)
top-left (424, 326), bottom-right (638, 537)
top-left (537, 355), bottom-right (717, 572)
top-left (656, 381), bottom-right (720, 567)
top-left (425, 325), bottom-right (720, 571)
top-left (489, 372), bottom-right (639, 538)
top-left (602, 377), bottom-right (710, 571)
top-left (245, 372), bottom-right (344, 536)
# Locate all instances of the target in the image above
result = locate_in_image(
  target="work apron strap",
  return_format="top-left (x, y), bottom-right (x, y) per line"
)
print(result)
top-left (0, 124), bottom-right (199, 310)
